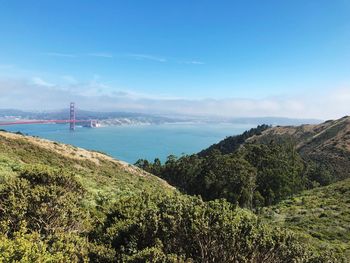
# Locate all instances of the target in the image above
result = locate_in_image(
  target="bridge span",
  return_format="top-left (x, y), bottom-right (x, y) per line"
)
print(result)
top-left (0, 103), bottom-right (98, 130)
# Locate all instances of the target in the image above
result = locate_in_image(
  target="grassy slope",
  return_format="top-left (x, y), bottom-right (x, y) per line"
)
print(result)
top-left (0, 131), bottom-right (173, 210)
top-left (260, 178), bottom-right (350, 259)
top-left (248, 116), bottom-right (350, 181)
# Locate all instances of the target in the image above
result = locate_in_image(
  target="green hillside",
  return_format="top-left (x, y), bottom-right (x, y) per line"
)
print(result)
top-left (0, 130), bottom-right (336, 262)
top-left (260, 178), bottom-right (350, 260)
top-left (198, 116), bottom-right (350, 184)
top-left (248, 116), bottom-right (350, 182)
top-left (0, 130), bottom-right (173, 207)
top-left (134, 117), bottom-right (350, 262)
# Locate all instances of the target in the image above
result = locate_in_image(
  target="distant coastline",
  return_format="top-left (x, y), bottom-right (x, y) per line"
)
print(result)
top-left (0, 108), bottom-right (322, 127)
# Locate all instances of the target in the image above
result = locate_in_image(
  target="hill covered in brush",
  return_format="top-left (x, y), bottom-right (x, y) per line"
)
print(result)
top-left (261, 178), bottom-right (350, 260)
top-left (137, 123), bottom-right (330, 209)
top-left (135, 117), bottom-right (350, 261)
top-left (248, 116), bottom-right (350, 182)
top-left (199, 116), bottom-right (350, 183)
top-left (0, 131), bottom-right (335, 262)
top-left (138, 117), bottom-right (350, 207)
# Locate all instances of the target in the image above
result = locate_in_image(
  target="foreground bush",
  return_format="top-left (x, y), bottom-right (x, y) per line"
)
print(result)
top-left (0, 165), bottom-right (111, 262)
top-left (93, 194), bottom-right (335, 262)
top-left (0, 165), bottom-right (338, 262)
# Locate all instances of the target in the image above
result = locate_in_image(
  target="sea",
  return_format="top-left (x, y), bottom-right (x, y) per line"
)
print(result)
top-left (2, 123), bottom-right (256, 164)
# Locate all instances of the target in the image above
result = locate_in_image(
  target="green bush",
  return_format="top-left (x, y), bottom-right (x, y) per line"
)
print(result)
top-left (0, 165), bottom-right (89, 236)
top-left (94, 194), bottom-right (332, 262)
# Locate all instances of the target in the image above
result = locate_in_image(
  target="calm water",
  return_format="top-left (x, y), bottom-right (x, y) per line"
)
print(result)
top-left (2, 123), bottom-right (255, 163)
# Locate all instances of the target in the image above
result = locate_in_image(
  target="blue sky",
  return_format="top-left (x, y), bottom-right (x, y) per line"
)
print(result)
top-left (0, 0), bottom-right (349, 118)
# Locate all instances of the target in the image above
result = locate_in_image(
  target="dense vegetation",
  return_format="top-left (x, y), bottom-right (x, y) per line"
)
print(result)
top-left (250, 116), bottom-right (350, 183)
top-left (198, 124), bottom-right (270, 157)
top-left (134, 120), bottom-right (350, 261)
top-left (136, 120), bottom-right (348, 209)
top-left (261, 178), bottom-right (350, 261)
top-left (93, 194), bottom-right (334, 262)
top-left (0, 131), bottom-right (340, 262)
top-left (0, 165), bottom-right (333, 262)
top-left (136, 140), bottom-right (322, 208)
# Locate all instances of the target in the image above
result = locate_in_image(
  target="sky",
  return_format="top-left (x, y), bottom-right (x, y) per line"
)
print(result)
top-left (0, 0), bottom-right (349, 119)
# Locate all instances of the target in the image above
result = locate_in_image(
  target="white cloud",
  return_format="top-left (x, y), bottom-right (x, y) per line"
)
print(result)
top-left (87, 53), bottom-right (114, 58)
top-left (31, 77), bottom-right (55, 87)
top-left (44, 52), bottom-right (77, 58)
top-left (124, 53), bottom-right (167, 62)
top-left (181, 60), bottom-right (205, 65)
top-left (42, 52), bottom-right (205, 66)
top-left (1, 76), bottom-right (349, 120)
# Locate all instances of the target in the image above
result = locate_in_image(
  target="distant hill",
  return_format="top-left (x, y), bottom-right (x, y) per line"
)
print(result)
top-left (199, 116), bottom-right (350, 183)
top-left (247, 116), bottom-right (350, 182)
top-left (0, 109), bottom-right (178, 125)
top-left (260, 178), bottom-right (350, 260)
top-left (226, 116), bottom-right (321, 126)
top-left (0, 108), bottom-right (322, 126)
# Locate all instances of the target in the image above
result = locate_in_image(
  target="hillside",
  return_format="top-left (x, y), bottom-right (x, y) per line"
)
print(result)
top-left (136, 117), bottom-right (350, 210)
top-left (260, 178), bottom-right (350, 260)
top-left (198, 124), bottom-right (270, 157)
top-left (0, 130), bottom-right (336, 262)
top-left (248, 116), bottom-right (350, 181)
top-left (199, 116), bottom-right (350, 183)
top-left (0, 130), bottom-right (173, 208)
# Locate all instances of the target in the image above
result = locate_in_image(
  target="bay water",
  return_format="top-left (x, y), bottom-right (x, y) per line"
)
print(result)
top-left (2, 123), bottom-right (256, 164)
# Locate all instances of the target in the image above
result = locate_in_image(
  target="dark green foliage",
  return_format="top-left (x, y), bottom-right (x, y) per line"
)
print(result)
top-left (198, 124), bottom-right (270, 157)
top-left (137, 140), bottom-right (307, 208)
top-left (241, 142), bottom-right (306, 206)
top-left (197, 150), bottom-right (256, 207)
top-left (305, 162), bottom-right (333, 187)
top-left (137, 152), bottom-right (257, 208)
top-left (136, 124), bottom-right (346, 209)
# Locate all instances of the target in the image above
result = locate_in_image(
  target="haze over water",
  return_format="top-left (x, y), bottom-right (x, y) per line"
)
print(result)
top-left (2, 123), bottom-right (255, 163)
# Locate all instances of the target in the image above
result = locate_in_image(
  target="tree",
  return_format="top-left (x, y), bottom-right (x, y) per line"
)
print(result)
top-left (242, 142), bottom-right (306, 206)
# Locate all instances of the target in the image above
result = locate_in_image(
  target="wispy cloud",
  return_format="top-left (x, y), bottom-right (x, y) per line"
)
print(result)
top-left (42, 52), bottom-right (204, 65)
top-left (124, 53), bottom-right (167, 62)
top-left (87, 53), bottom-right (114, 58)
top-left (180, 60), bottom-right (205, 65)
top-left (44, 52), bottom-right (77, 58)
top-left (31, 77), bottom-right (55, 87)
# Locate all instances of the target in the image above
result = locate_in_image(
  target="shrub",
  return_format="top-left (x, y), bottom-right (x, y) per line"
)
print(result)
top-left (94, 194), bottom-right (332, 262)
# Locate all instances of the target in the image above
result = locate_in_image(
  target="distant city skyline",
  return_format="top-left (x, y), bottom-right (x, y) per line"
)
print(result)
top-left (0, 0), bottom-right (349, 118)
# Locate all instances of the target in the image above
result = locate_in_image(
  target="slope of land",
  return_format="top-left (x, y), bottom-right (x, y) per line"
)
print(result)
top-left (0, 130), bottom-right (173, 208)
top-left (0, 130), bottom-right (337, 262)
top-left (260, 178), bottom-right (350, 260)
top-left (199, 116), bottom-right (350, 182)
top-left (248, 116), bottom-right (350, 181)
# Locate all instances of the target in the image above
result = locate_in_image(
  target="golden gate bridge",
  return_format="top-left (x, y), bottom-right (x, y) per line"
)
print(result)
top-left (0, 103), bottom-right (97, 131)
